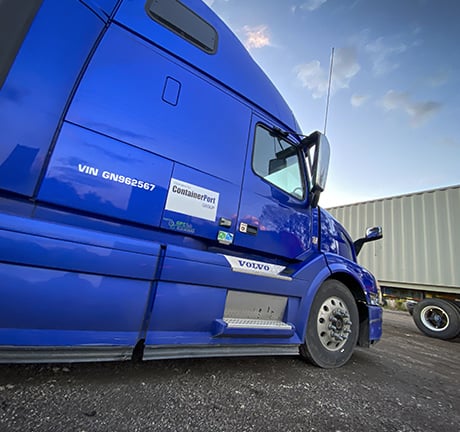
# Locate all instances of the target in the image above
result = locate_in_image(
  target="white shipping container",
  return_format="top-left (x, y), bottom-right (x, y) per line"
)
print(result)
top-left (328, 185), bottom-right (460, 294)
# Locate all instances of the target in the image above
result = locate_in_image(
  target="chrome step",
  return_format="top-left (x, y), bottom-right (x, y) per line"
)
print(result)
top-left (212, 318), bottom-right (295, 338)
top-left (224, 318), bottom-right (293, 330)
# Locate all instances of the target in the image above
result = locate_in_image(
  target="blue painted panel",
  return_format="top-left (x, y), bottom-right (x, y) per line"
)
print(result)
top-left (0, 217), bottom-right (160, 281)
top-left (80, 0), bottom-right (121, 19)
top-left (235, 189), bottom-right (313, 259)
top-left (293, 255), bottom-right (332, 340)
top-left (148, 282), bottom-right (226, 333)
top-left (33, 204), bottom-right (208, 252)
top-left (145, 245), bottom-right (317, 345)
top-left (161, 255), bottom-right (305, 298)
top-left (163, 244), bottom-right (309, 294)
top-left (320, 208), bottom-right (356, 261)
top-left (0, 0), bottom-right (104, 196)
top-left (114, 0), bottom-right (299, 132)
top-left (161, 245), bottom-right (327, 297)
top-left (325, 252), bottom-right (380, 305)
top-left (38, 122), bottom-right (173, 227)
top-left (67, 24), bottom-right (251, 185)
top-left (234, 115), bottom-right (313, 259)
top-left (146, 279), bottom-right (302, 345)
top-left (0, 263), bottom-right (150, 346)
top-left (161, 163), bottom-right (240, 242)
top-left (0, 329), bottom-right (135, 347)
top-left (368, 305), bottom-right (383, 341)
top-left (0, 212), bottom-right (162, 257)
top-left (145, 331), bottom-right (302, 347)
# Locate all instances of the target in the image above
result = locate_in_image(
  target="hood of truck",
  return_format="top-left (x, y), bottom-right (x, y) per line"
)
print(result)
top-left (319, 208), bottom-right (356, 262)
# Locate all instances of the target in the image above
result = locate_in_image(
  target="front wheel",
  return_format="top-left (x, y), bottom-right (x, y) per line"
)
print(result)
top-left (413, 298), bottom-right (460, 340)
top-left (300, 279), bottom-right (359, 368)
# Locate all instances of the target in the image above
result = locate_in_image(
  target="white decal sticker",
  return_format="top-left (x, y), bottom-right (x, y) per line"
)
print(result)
top-left (165, 178), bottom-right (219, 222)
top-left (77, 164), bottom-right (156, 191)
top-left (222, 255), bottom-right (291, 281)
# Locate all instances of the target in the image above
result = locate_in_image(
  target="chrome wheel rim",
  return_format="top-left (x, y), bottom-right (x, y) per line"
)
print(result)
top-left (420, 305), bottom-right (449, 332)
top-left (317, 296), bottom-right (352, 351)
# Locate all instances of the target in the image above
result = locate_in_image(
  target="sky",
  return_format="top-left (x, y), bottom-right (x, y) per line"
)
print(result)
top-left (203, 0), bottom-right (460, 207)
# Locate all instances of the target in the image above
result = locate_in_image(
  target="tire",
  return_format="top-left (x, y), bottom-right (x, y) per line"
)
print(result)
top-left (413, 298), bottom-right (460, 340)
top-left (300, 279), bottom-right (359, 368)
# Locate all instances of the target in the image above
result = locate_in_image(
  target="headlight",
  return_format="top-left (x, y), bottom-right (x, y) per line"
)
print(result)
top-left (369, 280), bottom-right (383, 306)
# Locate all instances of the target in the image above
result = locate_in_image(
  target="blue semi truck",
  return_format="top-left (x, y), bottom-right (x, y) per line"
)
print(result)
top-left (0, 0), bottom-right (383, 368)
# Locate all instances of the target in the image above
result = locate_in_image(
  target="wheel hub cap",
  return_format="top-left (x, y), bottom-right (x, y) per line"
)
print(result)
top-left (317, 296), bottom-right (352, 351)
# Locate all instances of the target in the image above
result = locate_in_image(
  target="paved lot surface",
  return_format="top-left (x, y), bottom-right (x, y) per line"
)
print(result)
top-left (0, 310), bottom-right (459, 432)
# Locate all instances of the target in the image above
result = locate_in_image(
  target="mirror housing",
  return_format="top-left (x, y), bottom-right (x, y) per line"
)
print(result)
top-left (268, 146), bottom-right (297, 175)
top-left (300, 131), bottom-right (330, 208)
top-left (268, 157), bottom-right (286, 175)
top-left (354, 226), bottom-right (383, 256)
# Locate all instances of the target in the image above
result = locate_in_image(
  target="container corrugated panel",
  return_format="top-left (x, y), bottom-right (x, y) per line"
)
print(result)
top-left (328, 185), bottom-right (460, 294)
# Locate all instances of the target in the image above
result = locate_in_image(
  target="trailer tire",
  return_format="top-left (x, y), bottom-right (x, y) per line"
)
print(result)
top-left (413, 298), bottom-right (460, 340)
top-left (300, 279), bottom-right (359, 368)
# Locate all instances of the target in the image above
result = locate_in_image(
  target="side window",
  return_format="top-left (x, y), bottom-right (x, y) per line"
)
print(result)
top-left (252, 125), bottom-right (305, 200)
top-left (145, 0), bottom-right (218, 54)
top-left (0, 0), bottom-right (43, 89)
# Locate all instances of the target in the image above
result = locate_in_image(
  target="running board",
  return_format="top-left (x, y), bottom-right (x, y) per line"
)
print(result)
top-left (212, 318), bottom-right (295, 338)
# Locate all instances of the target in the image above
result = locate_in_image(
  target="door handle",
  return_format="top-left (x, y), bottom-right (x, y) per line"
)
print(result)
top-left (239, 222), bottom-right (258, 235)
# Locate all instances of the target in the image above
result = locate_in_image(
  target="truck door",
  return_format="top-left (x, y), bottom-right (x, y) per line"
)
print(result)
top-left (234, 115), bottom-right (313, 260)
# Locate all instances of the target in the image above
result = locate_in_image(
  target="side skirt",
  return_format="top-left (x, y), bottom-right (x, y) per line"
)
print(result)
top-left (0, 346), bottom-right (132, 364)
top-left (143, 344), bottom-right (300, 360)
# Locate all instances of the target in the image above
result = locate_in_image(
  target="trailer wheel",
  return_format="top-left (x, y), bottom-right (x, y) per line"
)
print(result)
top-left (300, 279), bottom-right (359, 368)
top-left (413, 299), bottom-right (460, 340)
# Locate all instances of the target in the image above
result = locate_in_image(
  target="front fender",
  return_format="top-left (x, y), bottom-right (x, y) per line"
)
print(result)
top-left (292, 254), bottom-right (332, 342)
top-left (324, 253), bottom-right (383, 345)
top-left (324, 253), bottom-right (379, 304)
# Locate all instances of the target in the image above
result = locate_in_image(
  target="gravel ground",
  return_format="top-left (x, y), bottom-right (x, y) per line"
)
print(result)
top-left (0, 310), bottom-right (459, 432)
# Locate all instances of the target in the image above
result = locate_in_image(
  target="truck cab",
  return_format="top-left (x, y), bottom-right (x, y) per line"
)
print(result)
top-left (0, 0), bottom-right (382, 368)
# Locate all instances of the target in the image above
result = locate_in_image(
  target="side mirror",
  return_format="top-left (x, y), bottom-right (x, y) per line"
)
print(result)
top-left (268, 146), bottom-right (297, 175)
top-left (300, 131), bottom-right (330, 208)
top-left (268, 157), bottom-right (287, 175)
top-left (354, 226), bottom-right (383, 256)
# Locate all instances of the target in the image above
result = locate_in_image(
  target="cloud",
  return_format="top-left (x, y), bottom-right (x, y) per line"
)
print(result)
top-left (242, 25), bottom-right (271, 50)
top-left (203, 0), bottom-right (231, 6)
top-left (365, 37), bottom-right (408, 76)
top-left (300, 0), bottom-right (328, 11)
top-left (381, 90), bottom-right (442, 126)
top-left (351, 93), bottom-right (369, 107)
top-left (437, 137), bottom-right (459, 148)
top-left (295, 47), bottom-right (360, 99)
top-left (295, 60), bottom-right (328, 98)
top-left (426, 69), bottom-right (450, 87)
top-left (333, 47), bottom-right (361, 88)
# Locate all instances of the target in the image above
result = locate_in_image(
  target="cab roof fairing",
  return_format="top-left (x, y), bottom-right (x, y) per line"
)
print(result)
top-left (181, 0), bottom-right (301, 134)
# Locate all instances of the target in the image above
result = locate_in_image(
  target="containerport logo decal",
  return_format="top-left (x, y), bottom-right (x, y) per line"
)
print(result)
top-left (165, 178), bottom-right (219, 222)
top-left (222, 255), bottom-right (292, 281)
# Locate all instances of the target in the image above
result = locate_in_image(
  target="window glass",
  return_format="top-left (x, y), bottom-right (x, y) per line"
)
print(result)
top-left (252, 126), bottom-right (305, 200)
top-left (146, 0), bottom-right (218, 54)
top-left (0, 0), bottom-right (43, 89)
